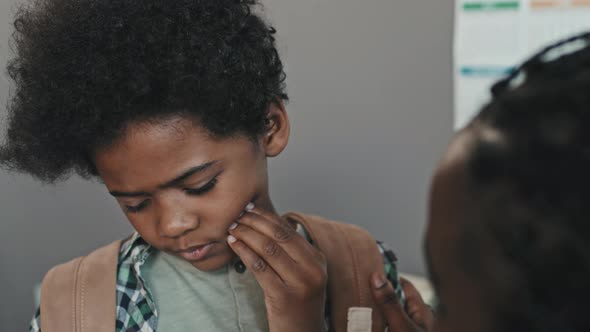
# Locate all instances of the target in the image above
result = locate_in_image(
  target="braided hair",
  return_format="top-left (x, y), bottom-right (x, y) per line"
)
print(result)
top-left (463, 32), bottom-right (590, 332)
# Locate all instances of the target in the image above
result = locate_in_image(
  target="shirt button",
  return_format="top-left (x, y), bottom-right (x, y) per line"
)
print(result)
top-left (234, 261), bottom-right (246, 273)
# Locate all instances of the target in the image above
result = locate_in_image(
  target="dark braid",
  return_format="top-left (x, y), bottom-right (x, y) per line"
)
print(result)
top-left (491, 31), bottom-right (590, 97)
top-left (463, 31), bottom-right (590, 332)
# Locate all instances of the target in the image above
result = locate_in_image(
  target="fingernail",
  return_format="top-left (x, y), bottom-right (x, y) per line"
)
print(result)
top-left (372, 273), bottom-right (387, 289)
top-left (245, 202), bottom-right (255, 211)
top-left (227, 235), bottom-right (237, 244)
top-left (228, 223), bottom-right (238, 231)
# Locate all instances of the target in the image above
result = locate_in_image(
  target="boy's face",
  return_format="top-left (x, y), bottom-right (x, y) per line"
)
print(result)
top-left (425, 130), bottom-right (496, 332)
top-left (93, 113), bottom-right (280, 272)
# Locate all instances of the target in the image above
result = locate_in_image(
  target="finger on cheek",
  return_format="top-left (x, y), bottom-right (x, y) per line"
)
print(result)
top-left (227, 235), bottom-right (242, 254)
top-left (227, 235), bottom-right (271, 276)
top-left (235, 213), bottom-right (261, 232)
top-left (245, 207), bottom-right (277, 225)
top-left (239, 207), bottom-right (289, 233)
top-left (227, 222), bottom-right (256, 243)
top-left (237, 212), bottom-right (299, 250)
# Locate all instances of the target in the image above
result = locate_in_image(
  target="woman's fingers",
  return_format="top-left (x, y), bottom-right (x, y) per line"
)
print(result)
top-left (370, 272), bottom-right (424, 332)
top-left (400, 277), bottom-right (435, 331)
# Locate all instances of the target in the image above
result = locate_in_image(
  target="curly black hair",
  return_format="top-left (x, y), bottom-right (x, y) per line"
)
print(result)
top-left (0, 0), bottom-right (287, 182)
top-left (462, 32), bottom-right (590, 332)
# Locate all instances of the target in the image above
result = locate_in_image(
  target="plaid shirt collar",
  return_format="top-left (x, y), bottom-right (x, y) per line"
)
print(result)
top-left (115, 232), bottom-right (158, 332)
top-left (120, 231), bottom-right (149, 263)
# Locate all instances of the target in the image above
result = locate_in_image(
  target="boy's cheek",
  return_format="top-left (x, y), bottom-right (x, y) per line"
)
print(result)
top-left (128, 219), bottom-right (165, 248)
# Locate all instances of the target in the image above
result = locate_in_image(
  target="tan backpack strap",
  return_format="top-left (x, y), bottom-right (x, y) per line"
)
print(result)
top-left (40, 240), bottom-right (122, 332)
top-left (283, 212), bottom-right (387, 332)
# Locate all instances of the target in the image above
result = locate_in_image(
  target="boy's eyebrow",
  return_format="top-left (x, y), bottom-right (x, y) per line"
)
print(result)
top-left (109, 161), bottom-right (218, 198)
top-left (109, 190), bottom-right (151, 198)
top-left (159, 161), bottom-right (218, 188)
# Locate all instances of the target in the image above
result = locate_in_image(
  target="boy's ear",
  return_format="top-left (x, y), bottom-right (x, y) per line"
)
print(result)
top-left (262, 101), bottom-right (290, 157)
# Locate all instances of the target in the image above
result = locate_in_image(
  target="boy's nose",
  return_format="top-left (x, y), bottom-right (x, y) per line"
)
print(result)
top-left (158, 210), bottom-right (200, 238)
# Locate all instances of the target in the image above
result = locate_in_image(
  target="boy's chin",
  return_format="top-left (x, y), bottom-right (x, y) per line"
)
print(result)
top-left (186, 250), bottom-right (237, 272)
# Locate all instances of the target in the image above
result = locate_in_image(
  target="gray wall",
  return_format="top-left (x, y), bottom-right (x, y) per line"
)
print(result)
top-left (0, 0), bottom-right (454, 330)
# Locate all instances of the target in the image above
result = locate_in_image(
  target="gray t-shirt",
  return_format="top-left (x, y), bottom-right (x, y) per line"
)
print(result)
top-left (142, 250), bottom-right (269, 332)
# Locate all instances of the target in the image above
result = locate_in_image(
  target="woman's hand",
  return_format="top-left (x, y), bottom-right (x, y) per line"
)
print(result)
top-left (371, 273), bottom-right (435, 332)
top-left (227, 204), bottom-right (327, 332)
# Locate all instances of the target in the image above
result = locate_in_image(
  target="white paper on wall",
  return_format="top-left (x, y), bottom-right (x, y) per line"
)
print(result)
top-left (454, 0), bottom-right (590, 130)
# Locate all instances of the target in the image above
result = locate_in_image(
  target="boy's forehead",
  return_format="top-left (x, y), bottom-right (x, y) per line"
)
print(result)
top-left (96, 116), bottom-right (212, 158)
top-left (121, 116), bottom-right (205, 144)
top-left (93, 118), bottom-right (220, 180)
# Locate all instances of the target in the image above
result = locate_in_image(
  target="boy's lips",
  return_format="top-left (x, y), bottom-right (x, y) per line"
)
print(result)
top-left (176, 242), bottom-right (217, 262)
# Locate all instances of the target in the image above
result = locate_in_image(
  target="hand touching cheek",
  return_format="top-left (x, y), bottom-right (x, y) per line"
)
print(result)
top-left (228, 204), bottom-right (327, 332)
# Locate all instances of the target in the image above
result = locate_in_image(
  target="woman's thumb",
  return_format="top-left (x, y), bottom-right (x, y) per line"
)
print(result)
top-left (370, 272), bottom-right (417, 332)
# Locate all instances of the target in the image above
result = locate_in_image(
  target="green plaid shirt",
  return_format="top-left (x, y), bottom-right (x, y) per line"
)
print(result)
top-left (30, 226), bottom-right (403, 332)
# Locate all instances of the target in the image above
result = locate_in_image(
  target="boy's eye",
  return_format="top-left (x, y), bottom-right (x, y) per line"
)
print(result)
top-left (184, 177), bottom-right (218, 196)
top-left (125, 200), bottom-right (150, 213)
